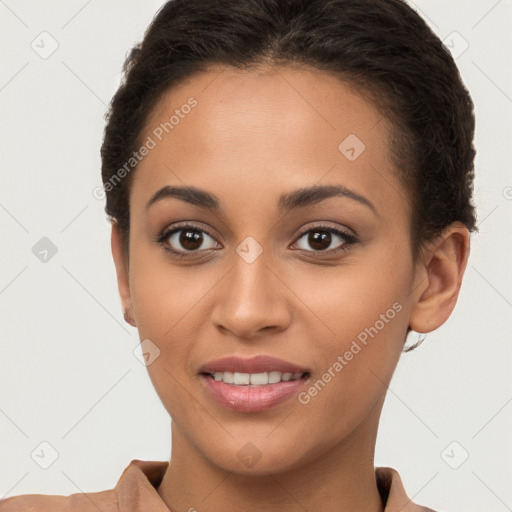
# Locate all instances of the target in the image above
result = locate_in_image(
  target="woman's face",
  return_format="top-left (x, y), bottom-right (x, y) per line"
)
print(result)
top-left (122, 64), bottom-right (420, 473)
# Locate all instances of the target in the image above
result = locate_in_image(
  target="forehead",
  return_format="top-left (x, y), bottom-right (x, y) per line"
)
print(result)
top-left (131, 63), bottom-right (404, 220)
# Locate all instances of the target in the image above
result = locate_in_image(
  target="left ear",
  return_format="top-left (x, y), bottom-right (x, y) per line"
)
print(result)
top-left (409, 222), bottom-right (471, 333)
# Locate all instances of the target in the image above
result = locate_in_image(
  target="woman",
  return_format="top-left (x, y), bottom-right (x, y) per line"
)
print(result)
top-left (1, 0), bottom-right (476, 510)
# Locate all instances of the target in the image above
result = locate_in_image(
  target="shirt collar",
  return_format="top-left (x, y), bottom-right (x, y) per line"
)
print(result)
top-left (115, 460), bottom-right (434, 512)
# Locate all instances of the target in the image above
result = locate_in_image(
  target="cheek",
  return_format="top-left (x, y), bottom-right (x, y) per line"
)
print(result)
top-left (127, 252), bottom-right (220, 406)
top-left (128, 247), bottom-right (217, 340)
top-left (294, 306), bottom-right (407, 451)
top-left (290, 251), bottom-right (410, 343)
top-left (290, 257), bottom-right (410, 419)
top-left (300, 312), bottom-right (406, 414)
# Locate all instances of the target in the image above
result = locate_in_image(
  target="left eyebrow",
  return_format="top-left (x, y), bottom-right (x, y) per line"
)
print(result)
top-left (145, 184), bottom-right (377, 216)
top-left (277, 184), bottom-right (377, 216)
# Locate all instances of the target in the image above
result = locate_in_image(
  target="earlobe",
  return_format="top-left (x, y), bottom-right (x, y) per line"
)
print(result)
top-left (409, 223), bottom-right (470, 334)
top-left (111, 222), bottom-right (136, 327)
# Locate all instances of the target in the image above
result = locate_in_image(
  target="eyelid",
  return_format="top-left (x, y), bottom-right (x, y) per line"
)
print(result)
top-left (293, 221), bottom-right (356, 242)
top-left (160, 220), bottom-right (218, 236)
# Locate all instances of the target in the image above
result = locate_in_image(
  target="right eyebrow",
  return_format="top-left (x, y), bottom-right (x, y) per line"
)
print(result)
top-left (145, 185), bottom-right (221, 212)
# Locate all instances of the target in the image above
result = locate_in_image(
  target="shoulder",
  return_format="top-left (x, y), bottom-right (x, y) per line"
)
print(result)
top-left (0, 459), bottom-right (168, 512)
top-left (0, 490), bottom-right (118, 511)
top-left (376, 466), bottom-right (439, 512)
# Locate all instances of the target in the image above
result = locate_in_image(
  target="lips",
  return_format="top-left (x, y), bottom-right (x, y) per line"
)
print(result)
top-left (200, 375), bottom-right (309, 412)
top-left (199, 355), bottom-right (311, 375)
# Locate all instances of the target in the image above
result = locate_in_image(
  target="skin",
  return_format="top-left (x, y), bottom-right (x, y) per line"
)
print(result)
top-left (111, 64), bottom-right (470, 512)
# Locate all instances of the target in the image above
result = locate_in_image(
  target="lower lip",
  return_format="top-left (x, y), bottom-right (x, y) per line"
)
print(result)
top-left (199, 374), bottom-right (309, 412)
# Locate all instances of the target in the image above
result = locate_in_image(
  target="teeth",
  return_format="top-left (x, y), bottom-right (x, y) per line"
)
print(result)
top-left (233, 372), bottom-right (250, 385)
top-left (268, 371), bottom-right (281, 384)
top-left (210, 371), bottom-right (304, 386)
top-left (249, 372), bottom-right (268, 385)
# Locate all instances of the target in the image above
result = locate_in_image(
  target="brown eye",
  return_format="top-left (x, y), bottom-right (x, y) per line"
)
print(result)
top-left (293, 226), bottom-right (356, 255)
top-left (159, 224), bottom-right (220, 255)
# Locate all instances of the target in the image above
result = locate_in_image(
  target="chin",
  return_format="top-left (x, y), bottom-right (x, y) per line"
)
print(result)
top-left (198, 435), bottom-right (313, 476)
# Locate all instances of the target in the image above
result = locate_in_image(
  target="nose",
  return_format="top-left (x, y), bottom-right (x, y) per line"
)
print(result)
top-left (211, 248), bottom-right (292, 340)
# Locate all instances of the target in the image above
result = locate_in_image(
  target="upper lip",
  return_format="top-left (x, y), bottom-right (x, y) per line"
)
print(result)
top-left (199, 355), bottom-right (310, 375)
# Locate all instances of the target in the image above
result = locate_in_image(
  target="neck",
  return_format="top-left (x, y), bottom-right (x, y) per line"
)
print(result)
top-left (157, 402), bottom-right (385, 512)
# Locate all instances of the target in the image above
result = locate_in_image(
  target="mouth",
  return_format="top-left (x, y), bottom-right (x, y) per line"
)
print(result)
top-left (198, 356), bottom-right (311, 412)
top-left (199, 372), bottom-right (311, 412)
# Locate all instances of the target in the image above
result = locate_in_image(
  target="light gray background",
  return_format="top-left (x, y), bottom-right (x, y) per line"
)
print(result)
top-left (1, 1), bottom-right (511, 510)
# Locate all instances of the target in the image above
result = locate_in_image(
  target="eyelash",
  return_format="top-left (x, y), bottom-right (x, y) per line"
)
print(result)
top-left (155, 222), bottom-right (358, 259)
